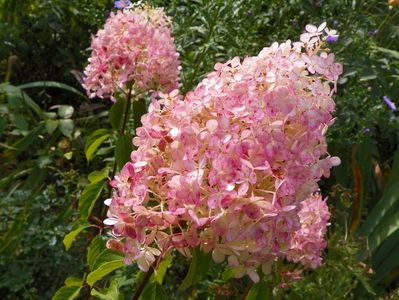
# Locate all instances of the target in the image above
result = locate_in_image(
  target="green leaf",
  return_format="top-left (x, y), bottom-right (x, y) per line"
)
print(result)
top-left (374, 46), bottom-right (399, 60)
top-left (88, 167), bottom-right (110, 184)
top-left (109, 97), bottom-right (126, 130)
top-left (63, 223), bottom-right (90, 251)
top-left (85, 129), bottom-right (112, 161)
top-left (58, 105), bottom-right (75, 119)
top-left (373, 242), bottom-right (399, 285)
top-left (91, 278), bottom-right (121, 300)
top-left (368, 210), bottom-right (399, 252)
top-left (64, 277), bottom-right (84, 287)
top-left (6, 123), bottom-right (44, 156)
top-left (152, 255), bottom-right (173, 284)
top-left (45, 119), bottom-right (59, 134)
top-left (59, 119), bottom-right (74, 138)
top-left (52, 286), bottom-right (82, 300)
top-left (385, 147), bottom-right (399, 190)
top-left (358, 183), bottom-right (399, 238)
top-left (372, 229), bottom-right (399, 269)
top-left (133, 99), bottom-right (147, 130)
top-left (246, 280), bottom-right (270, 300)
top-left (18, 81), bottom-right (86, 99)
top-left (52, 277), bottom-right (83, 300)
top-left (79, 181), bottom-right (105, 219)
top-left (115, 134), bottom-right (133, 171)
top-left (178, 248), bottom-right (212, 291)
top-left (86, 254), bottom-right (124, 287)
top-left (87, 235), bottom-right (106, 271)
top-left (140, 282), bottom-right (169, 300)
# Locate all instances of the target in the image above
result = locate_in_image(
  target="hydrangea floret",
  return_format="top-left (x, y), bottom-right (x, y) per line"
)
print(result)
top-left (82, 4), bottom-right (180, 100)
top-left (104, 23), bottom-right (343, 282)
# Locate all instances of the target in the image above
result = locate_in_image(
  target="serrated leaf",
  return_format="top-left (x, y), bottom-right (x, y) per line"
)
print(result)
top-left (115, 134), bottom-right (133, 171)
top-left (85, 129), bottom-right (112, 161)
top-left (58, 105), bottom-right (75, 119)
top-left (178, 247), bottom-right (212, 291)
top-left (59, 119), bottom-right (74, 138)
top-left (109, 97), bottom-right (126, 130)
top-left (79, 181), bottom-right (105, 219)
top-left (63, 223), bottom-right (90, 251)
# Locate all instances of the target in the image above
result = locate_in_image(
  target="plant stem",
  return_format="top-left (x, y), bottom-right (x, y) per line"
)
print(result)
top-left (131, 263), bottom-right (156, 300)
top-left (101, 87), bottom-right (133, 219)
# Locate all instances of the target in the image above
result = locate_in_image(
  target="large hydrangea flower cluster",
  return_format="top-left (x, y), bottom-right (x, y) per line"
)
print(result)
top-left (104, 23), bottom-right (342, 281)
top-left (82, 5), bottom-right (180, 99)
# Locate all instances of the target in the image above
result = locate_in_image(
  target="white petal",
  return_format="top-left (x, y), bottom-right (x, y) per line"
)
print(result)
top-left (305, 24), bottom-right (317, 33)
top-left (103, 218), bottom-right (118, 225)
top-left (318, 22), bottom-right (327, 32)
top-left (104, 198), bottom-right (112, 206)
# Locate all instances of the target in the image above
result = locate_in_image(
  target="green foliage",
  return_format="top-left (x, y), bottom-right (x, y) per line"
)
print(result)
top-left (178, 248), bottom-right (213, 292)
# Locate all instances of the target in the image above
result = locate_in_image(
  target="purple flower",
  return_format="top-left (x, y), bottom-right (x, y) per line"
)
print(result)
top-left (326, 35), bottom-right (338, 43)
top-left (368, 29), bottom-right (379, 36)
top-left (245, 10), bottom-right (253, 17)
top-left (332, 20), bottom-right (339, 28)
top-left (115, 0), bottom-right (131, 9)
top-left (364, 128), bottom-right (370, 134)
top-left (383, 96), bottom-right (396, 110)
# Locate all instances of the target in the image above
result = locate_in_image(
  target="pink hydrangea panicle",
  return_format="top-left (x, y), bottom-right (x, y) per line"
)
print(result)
top-left (286, 193), bottom-right (331, 268)
top-left (104, 23), bottom-right (342, 281)
top-left (82, 5), bottom-right (180, 100)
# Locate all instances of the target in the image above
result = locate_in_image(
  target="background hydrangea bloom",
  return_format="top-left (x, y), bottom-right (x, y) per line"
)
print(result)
top-left (105, 23), bottom-right (342, 281)
top-left (82, 5), bottom-right (180, 100)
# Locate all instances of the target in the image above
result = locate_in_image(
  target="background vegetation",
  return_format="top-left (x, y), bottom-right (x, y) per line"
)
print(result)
top-left (1, 0), bottom-right (399, 299)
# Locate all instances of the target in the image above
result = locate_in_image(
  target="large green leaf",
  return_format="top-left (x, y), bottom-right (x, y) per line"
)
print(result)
top-left (372, 242), bottom-right (399, 285)
top-left (115, 134), bottom-right (133, 171)
top-left (109, 97), bottom-right (127, 130)
top-left (84, 129), bottom-right (112, 161)
top-left (372, 229), bottom-right (399, 269)
top-left (152, 255), bottom-right (173, 285)
top-left (51, 277), bottom-right (83, 300)
top-left (358, 183), bottom-right (399, 238)
top-left (88, 167), bottom-right (110, 184)
top-left (79, 181), bottom-right (105, 219)
top-left (178, 247), bottom-right (212, 291)
top-left (87, 235), bottom-right (106, 271)
top-left (246, 280), bottom-right (270, 300)
top-left (368, 210), bottom-right (399, 252)
top-left (86, 252), bottom-right (124, 287)
top-left (140, 282), bottom-right (169, 300)
top-left (63, 222), bottom-right (90, 251)
top-left (385, 147), bottom-right (399, 190)
top-left (91, 278), bottom-right (121, 300)
top-left (18, 81), bottom-right (86, 99)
